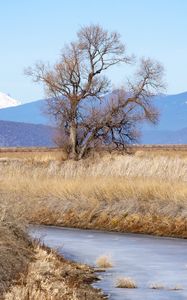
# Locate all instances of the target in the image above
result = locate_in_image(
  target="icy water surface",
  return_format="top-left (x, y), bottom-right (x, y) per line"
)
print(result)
top-left (29, 226), bottom-right (187, 300)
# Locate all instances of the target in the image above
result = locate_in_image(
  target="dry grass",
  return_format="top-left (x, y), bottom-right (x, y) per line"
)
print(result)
top-left (0, 148), bottom-right (67, 162)
top-left (134, 149), bottom-right (187, 159)
top-left (115, 277), bottom-right (137, 288)
top-left (4, 246), bottom-right (105, 300)
top-left (0, 152), bottom-right (187, 237)
top-left (1, 145), bottom-right (187, 162)
top-left (96, 255), bottom-right (113, 268)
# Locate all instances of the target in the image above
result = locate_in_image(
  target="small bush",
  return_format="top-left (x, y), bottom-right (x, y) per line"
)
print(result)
top-left (116, 277), bottom-right (137, 288)
top-left (96, 255), bottom-right (113, 268)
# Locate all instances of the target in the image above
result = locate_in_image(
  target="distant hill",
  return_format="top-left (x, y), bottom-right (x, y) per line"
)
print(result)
top-left (140, 91), bottom-right (187, 143)
top-left (142, 92), bottom-right (187, 131)
top-left (141, 127), bottom-right (187, 144)
top-left (0, 92), bottom-right (187, 129)
top-left (0, 118), bottom-right (186, 147)
top-left (0, 120), bottom-right (55, 147)
top-left (0, 99), bottom-right (49, 125)
top-left (0, 91), bottom-right (187, 145)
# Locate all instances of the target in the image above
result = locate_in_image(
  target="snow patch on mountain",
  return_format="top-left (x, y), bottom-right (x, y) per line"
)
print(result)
top-left (0, 92), bottom-right (21, 109)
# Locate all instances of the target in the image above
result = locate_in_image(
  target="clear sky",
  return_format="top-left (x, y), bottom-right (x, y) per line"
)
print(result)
top-left (0, 0), bottom-right (186, 103)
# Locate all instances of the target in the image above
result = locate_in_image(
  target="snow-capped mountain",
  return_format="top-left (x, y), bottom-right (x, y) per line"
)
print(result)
top-left (0, 92), bottom-right (21, 109)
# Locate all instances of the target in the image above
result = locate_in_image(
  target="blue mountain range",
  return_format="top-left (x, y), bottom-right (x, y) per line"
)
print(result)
top-left (0, 92), bottom-right (187, 145)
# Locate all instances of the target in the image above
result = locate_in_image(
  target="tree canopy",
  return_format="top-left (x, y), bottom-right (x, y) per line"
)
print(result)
top-left (26, 24), bottom-right (165, 159)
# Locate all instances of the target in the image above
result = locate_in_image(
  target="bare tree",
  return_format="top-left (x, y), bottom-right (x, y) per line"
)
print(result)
top-left (25, 25), bottom-right (165, 160)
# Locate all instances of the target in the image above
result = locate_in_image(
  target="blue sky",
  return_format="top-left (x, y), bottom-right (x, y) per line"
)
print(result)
top-left (0, 0), bottom-right (186, 103)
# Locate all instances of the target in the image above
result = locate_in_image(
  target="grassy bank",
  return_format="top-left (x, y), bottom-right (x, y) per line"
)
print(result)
top-left (4, 245), bottom-right (105, 300)
top-left (0, 209), bottom-right (106, 299)
top-left (1, 152), bottom-right (187, 237)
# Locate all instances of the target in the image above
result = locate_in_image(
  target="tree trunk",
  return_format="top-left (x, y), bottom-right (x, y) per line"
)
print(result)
top-left (78, 131), bottom-right (96, 160)
top-left (69, 122), bottom-right (77, 159)
top-left (78, 144), bottom-right (87, 160)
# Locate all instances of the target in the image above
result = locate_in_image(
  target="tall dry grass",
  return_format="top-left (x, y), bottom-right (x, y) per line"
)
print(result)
top-left (2, 151), bottom-right (187, 179)
top-left (0, 153), bottom-right (187, 237)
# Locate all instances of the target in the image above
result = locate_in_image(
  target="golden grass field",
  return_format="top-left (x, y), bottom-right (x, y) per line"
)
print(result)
top-left (1, 146), bottom-right (187, 299)
top-left (1, 147), bottom-right (187, 237)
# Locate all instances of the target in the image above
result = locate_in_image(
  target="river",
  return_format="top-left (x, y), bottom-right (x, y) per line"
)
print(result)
top-left (29, 226), bottom-right (187, 300)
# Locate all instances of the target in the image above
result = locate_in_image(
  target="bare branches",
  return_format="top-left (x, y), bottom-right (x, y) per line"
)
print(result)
top-left (78, 25), bottom-right (132, 73)
top-left (25, 25), bottom-right (132, 102)
top-left (125, 58), bottom-right (165, 124)
top-left (130, 58), bottom-right (165, 98)
top-left (25, 24), bottom-right (165, 159)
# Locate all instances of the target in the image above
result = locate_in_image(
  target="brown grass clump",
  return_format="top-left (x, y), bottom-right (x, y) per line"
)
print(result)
top-left (115, 277), bottom-right (137, 288)
top-left (96, 255), bottom-right (113, 268)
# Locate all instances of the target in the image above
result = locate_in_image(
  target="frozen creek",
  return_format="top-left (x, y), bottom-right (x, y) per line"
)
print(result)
top-left (29, 226), bottom-right (187, 300)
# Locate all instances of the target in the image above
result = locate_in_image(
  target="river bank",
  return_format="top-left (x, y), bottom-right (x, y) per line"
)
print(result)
top-left (3, 243), bottom-right (106, 300)
top-left (0, 214), bottom-right (106, 299)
